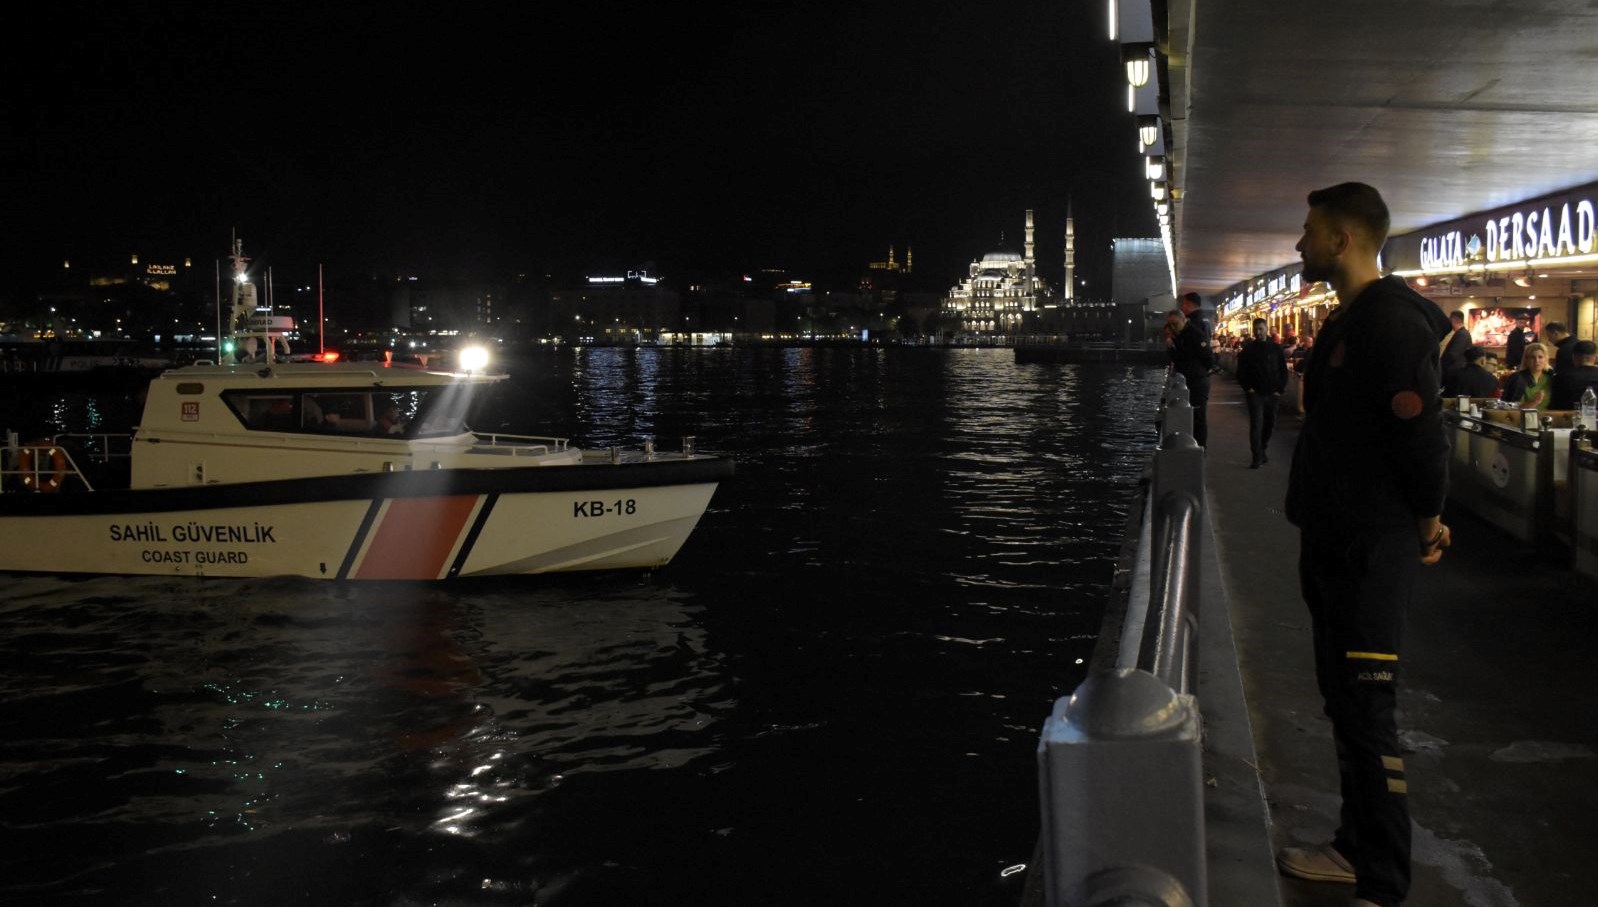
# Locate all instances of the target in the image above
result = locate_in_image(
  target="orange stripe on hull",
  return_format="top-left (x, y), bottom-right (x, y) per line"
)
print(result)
top-left (354, 495), bottom-right (480, 580)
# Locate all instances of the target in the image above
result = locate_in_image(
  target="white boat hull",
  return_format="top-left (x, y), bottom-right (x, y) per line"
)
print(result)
top-left (0, 461), bottom-right (729, 580)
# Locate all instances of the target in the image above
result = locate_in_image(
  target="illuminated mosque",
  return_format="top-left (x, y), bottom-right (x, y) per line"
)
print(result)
top-left (942, 209), bottom-right (1055, 334)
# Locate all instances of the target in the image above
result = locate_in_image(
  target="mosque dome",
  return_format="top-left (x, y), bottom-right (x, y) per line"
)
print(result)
top-left (980, 250), bottom-right (1024, 264)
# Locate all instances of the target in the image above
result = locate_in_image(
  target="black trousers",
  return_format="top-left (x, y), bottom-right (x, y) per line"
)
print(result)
top-left (1245, 391), bottom-right (1278, 463)
top-left (1187, 375), bottom-right (1210, 447)
top-left (1299, 526), bottom-right (1417, 907)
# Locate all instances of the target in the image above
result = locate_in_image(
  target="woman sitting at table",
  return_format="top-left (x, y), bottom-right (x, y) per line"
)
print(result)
top-left (1500, 340), bottom-right (1554, 410)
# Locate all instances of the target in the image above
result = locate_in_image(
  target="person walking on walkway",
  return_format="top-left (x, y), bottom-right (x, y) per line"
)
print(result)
top-left (1170, 291), bottom-right (1215, 446)
top-left (1237, 316), bottom-right (1287, 468)
top-left (1278, 182), bottom-right (1453, 907)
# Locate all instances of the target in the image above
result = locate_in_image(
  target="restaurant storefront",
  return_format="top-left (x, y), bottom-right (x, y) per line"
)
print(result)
top-left (1385, 182), bottom-right (1598, 358)
top-left (1213, 182), bottom-right (1598, 356)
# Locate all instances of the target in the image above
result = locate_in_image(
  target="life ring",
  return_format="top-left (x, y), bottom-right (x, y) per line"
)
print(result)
top-left (16, 441), bottom-right (68, 493)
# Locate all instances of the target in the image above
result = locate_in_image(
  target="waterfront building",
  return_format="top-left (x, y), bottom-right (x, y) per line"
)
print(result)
top-left (942, 210), bottom-right (1052, 335)
top-left (549, 270), bottom-right (680, 345)
top-left (390, 279), bottom-right (507, 336)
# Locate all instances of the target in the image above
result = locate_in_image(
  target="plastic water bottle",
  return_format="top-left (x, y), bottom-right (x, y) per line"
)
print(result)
top-left (1581, 386), bottom-right (1597, 432)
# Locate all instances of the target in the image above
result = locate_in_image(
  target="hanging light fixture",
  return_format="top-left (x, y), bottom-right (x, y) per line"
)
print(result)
top-left (1123, 45), bottom-right (1152, 88)
top-left (1145, 156), bottom-right (1165, 180)
top-left (1150, 181), bottom-right (1167, 201)
top-left (1156, 201), bottom-right (1169, 216)
top-left (1137, 115), bottom-right (1161, 149)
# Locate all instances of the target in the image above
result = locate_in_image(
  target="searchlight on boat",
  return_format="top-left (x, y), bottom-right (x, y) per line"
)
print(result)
top-left (459, 345), bottom-right (490, 372)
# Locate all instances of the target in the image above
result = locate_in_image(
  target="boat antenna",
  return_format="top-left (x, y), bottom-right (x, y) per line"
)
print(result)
top-left (214, 256), bottom-right (223, 362)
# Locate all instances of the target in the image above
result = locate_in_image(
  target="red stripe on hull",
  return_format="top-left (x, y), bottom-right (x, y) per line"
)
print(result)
top-left (353, 495), bottom-right (480, 580)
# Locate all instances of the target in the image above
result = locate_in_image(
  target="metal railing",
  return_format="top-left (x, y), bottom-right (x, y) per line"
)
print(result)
top-left (0, 433), bottom-right (107, 493)
top-left (1036, 370), bottom-right (1208, 907)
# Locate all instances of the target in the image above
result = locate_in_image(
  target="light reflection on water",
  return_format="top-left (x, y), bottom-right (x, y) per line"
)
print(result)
top-left (0, 348), bottom-right (1163, 905)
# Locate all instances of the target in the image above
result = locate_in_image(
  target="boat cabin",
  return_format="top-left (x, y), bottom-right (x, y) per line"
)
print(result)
top-left (129, 362), bottom-right (578, 489)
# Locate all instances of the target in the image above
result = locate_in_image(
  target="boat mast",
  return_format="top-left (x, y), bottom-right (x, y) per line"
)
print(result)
top-left (222, 235), bottom-right (255, 365)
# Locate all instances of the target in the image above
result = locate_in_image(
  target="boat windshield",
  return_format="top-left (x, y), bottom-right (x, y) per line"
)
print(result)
top-left (222, 385), bottom-right (480, 439)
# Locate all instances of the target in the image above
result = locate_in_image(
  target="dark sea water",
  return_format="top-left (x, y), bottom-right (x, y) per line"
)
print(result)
top-left (0, 347), bottom-right (1165, 906)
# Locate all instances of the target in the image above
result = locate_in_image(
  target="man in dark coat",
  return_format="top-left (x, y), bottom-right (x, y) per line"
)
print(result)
top-left (1545, 321), bottom-right (1577, 375)
top-left (1551, 339), bottom-right (1598, 411)
top-left (1237, 316), bottom-right (1288, 467)
top-left (1439, 310), bottom-right (1471, 383)
top-left (1276, 182), bottom-right (1453, 907)
top-left (1445, 346), bottom-right (1501, 398)
top-left (1169, 291), bottom-right (1215, 446)
top-left (1505, 313), bottom-right (1534, 369)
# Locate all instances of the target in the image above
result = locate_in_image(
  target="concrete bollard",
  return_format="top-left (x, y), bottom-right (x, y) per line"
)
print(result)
top-left (1037, 668), bottom-right (1207, 907)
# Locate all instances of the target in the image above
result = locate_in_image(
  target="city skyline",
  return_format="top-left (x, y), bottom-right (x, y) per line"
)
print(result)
top-left (12, 1), bottom-right (1157, 300)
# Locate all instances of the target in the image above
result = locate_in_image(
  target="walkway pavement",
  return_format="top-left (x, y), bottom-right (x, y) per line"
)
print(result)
top-left (1203, 377), bottom-right (1598, 907)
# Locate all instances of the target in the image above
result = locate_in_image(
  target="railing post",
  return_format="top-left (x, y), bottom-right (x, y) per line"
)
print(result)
top-left (1153, 431), bottom-right (1204, 513)
top-left (1161, 375), bottom-right (1193, 441)
top-left (1534, 421), bottom-right (1557, 547)
top-left (1038, 668), bottom-right (1207, 906)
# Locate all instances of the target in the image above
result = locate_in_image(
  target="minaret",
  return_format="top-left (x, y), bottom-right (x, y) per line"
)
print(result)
top-left (1024, 209), bottom-right (1036, 293)
top-left (1064, 199), bottom-right (1077, 302)
top-left (906, 246), bottom-right (913, 274)
top-left (888, 245), bottom-right (897, 270)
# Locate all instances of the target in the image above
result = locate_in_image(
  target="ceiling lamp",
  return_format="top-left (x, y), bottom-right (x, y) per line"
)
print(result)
top-left (1123, 45), bottom-right (1152, 88)
top-left (1413, 275), bottom-right (1430, 288)
top-left (1137, 115), bottom-right (1161, 149)
top-left (1513, 269), bottom-right (1533, 288)
top-left (1156, 201), bottom-right (1169, 216)
top-left (1145, 156), bottom-right (1165, 180)
top-left (1150, 181), bottom-right (1167, 201)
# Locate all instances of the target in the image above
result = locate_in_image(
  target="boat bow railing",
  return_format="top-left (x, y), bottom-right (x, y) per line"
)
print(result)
top-left (467, 432), bottom-right (570, 457)
top-left (0, 432), bottom-right (131, 494)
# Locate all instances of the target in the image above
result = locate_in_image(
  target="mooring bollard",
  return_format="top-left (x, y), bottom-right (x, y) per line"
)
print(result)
top-left (1037, 667), bottom-right (1207, 907)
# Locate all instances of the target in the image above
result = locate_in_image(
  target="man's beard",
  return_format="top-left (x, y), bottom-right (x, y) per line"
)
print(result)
top-left (1300, 258), bottom-right (1331, 283)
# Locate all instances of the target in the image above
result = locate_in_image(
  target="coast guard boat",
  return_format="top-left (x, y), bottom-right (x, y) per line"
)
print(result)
top-left (0, 242), bottom-right (732, 580)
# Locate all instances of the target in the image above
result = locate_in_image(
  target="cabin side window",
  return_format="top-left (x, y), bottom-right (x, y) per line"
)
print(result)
top-left (221, 389), bottom-right (440, 438)
top-left (409, 386), bottom-right (474, 437)
top-left (302, 392), bottom-right (374, 433)
top-left (221, 392), bottom-right (297, 431)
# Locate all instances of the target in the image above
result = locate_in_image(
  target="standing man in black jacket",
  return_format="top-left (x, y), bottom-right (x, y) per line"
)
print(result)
top-left (1439, 310), bottom-right (1471, 385)
top-left (1544, 321), bottom-right (1576, 374)
top-left (1275, 183), bottom-right (1453, 907)
top-left (1169, 291), bottom-right (1215, 446)
top-left (1237, 317), bottom-right (1288, 468)
top-left (1505, 313), bottom-right (1534, 369)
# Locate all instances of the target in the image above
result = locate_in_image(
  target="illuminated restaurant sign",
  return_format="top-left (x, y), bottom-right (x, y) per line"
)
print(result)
top-left (146, 263), bottom-right (177, 276)
top-left (1388, 182), bottom-right (1598, 273)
